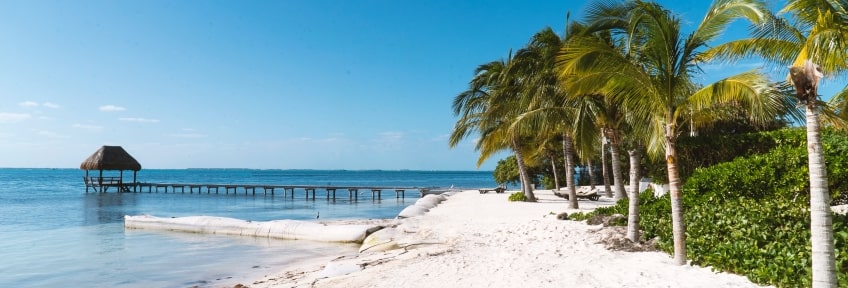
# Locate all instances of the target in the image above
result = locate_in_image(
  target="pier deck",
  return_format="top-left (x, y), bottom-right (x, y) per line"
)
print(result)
top-left (90, 182), bottom-right (447, 200)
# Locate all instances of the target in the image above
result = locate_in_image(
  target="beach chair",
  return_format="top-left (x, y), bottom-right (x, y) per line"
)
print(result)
top-left (479, 184), bottom-right (507, 194)
top-left (555, 187), bottom-right (600, 201)
top-left (576, 187), bottom-right (600, 201)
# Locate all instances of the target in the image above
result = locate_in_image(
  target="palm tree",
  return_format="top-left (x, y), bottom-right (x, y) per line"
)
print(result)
top-left (535, 132), bottom-right (563, 190)
top-left (511, 25), bottom-right (606, 209)
top-left (792, 60), bottom-right (835, 287)
top-left (565, 92), bottom-right (630, 201)
top-left (559, 0), bottom-right (784, 265)
top-left (626, 144), bottom-right (643, 242)
top-left (604, 119), bottom-right (628, 201)
top-left (705, 1), bottom-right (848, 285)
top-left (450, 55), bottom-right (538, 202)
top-left (600, 132), bottom-right (613, 197)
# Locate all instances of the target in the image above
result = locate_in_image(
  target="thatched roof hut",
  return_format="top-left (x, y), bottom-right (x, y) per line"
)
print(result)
top-left (80, 145), bottom-right (141, 171)
top-left (80, 145), bottom-right (141, 192)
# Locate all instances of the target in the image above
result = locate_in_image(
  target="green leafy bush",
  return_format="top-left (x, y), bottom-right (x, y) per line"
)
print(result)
top-left (643, 128), bottom-right (807, 183)
top-left (567, 190), bottom-right (669, 238)
top-left (508, 192), bottom-right (526, 202)
top-left (582, 128), bottom-right (848, 287)
top-left (568, 211), bottom-right (590, 221)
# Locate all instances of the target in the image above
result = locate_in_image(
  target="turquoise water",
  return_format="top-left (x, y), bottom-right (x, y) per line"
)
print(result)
top-left (0, 169), bottom-right (495, 287)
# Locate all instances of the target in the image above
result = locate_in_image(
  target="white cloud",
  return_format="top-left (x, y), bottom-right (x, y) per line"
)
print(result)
top-left (18, 101), bottom-right (39, 108)
top-left (119, 117), bottom-right (159, 123)
top-left (431, 134), bottom-right (450, 142)
top-left (169, 133), bottom-right (207, 138)
top-left (37, 130), bottom-right (66, 138)
top-left (73, 123), bottom-right (104, 132)
top-left (373, 131), bottom-right (405, 150)
top-left (377, 131), bottom-right (404, 141)
top-left (18, 101), bottom-right (61, 109)
top-left (99, 105), bottom-right (126, 112)
top-left (0, 113), bottom-right (31, 123)
top-left (170, 128), bottom-right (206, 138)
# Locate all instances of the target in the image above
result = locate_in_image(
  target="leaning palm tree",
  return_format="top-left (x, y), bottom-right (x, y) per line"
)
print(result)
top-left (532, 131), bottom-right (564, 191)
top-left (705, 1), bottom-right (848, 285)
top-left (511, 26), bottom-right (601, 209)
top-left (576, 135), bottom-right (601, 190)
top-left (451, 55), bottom-right (539, 202)
top-left (596, 99), bottom-right (629, 201)
top-left (560, 0), bottom-right (785, 264)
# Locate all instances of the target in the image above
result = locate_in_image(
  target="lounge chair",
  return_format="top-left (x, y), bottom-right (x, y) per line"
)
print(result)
top-left (554, 187), bottom-right (600, 201)
top-left (479, 186), bottom-right (507, 194)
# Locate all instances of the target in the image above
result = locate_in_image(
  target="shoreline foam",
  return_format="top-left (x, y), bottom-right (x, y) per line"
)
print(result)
top-left (239, 188), bottom-right (769, 288)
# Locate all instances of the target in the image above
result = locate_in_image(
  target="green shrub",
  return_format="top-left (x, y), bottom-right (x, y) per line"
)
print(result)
top-left (643, 128), bottom-right (807, 183)
top-left (585, 128), bottom-right (848, 287)
top-left (568, 212), bottom-right (590, 221)
top-left (508, 192), bottom-right (526, 202)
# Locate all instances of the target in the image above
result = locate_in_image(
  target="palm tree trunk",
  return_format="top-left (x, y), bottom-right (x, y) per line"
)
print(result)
top-left (626, 148), bottom-right (641, 242)
top-left (587, 158), bottom-right (596, 189)
top-left (563, 133), bottom-right (578, 209)
top-left (513, 137), bottom-right (536, 202)
top-left (806, 104), bottom-right (836, 287)
top-left (608, 133), bottom-right (627, 200)
top-left (601, 133), bottom-right (612, 197)
top-left (665, 123), bottom-right (686, 265)
top-left (550, 153), bottom-right (560, 191)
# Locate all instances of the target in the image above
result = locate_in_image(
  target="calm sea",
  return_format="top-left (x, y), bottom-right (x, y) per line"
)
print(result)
top-left (0, 168), bottom-right (495, 287)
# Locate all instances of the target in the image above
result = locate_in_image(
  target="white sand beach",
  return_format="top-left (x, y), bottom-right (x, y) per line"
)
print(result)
top-left (243, 189), bottom-right (769, 288)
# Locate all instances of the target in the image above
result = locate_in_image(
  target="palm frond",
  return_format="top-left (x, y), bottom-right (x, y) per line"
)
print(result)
top-left (688, 69), bottom-right (795, 126)
top-left (692, 0), bottom-right (769, 44)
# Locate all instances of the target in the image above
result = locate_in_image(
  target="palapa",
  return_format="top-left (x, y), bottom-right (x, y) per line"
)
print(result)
top-left (80, 145), bottom-right (141, 192)
top-left (80, 145), bottom-right (141, 171)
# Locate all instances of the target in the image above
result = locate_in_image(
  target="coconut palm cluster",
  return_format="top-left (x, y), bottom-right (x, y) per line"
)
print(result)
top-left (450, 1), bottom-right (848, 287)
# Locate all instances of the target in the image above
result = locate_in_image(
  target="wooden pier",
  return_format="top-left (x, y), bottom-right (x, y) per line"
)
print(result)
top-left (87, 181), bottom-right (444, 200)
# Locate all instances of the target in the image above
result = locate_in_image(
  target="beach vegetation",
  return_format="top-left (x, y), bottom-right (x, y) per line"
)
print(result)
top-left (450, 53), bottom-right (540, 202)
top-left (642, 125), bottom-right (797, 183)
top-left (493, 156), bottom-right (522, 186)
top-left (493, 155), bottom-right (546, 189)
top-left (576, 128), bottom-right (848, 287)
top-left (508, 192), bottom-right (527, 202)
top-left (453, 0), bottom-right (848, 282)
top-left (558, 0), bottom-right (786, 265)
top-left (508, 25), bottom-right (594, 209)
top-left (705, 0), bottom-right (848, 284)
top-left (534, 134), bottom-right (566, 190)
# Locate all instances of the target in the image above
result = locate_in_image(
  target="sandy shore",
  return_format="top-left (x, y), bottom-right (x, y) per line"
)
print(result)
top-left (241, 189), bottom-right (769, 288)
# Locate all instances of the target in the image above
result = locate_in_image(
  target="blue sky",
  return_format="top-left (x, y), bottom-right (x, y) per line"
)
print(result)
top-left (0, 0), bottom-right (825, 170)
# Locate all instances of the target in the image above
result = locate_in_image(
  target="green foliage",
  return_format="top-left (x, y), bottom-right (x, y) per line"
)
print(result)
top-left (568, 190), bottom-right (670, 240)
top-left (493, 156), bottom-right (521, 186)
top-left (584, 128), bottom-right (848, 287)
top-left (643, 128), bottom-right (802, 182)
top-left (684, 197), bottom-right (815, 287)
top-left (540, 175), bottom-right (556, 189)
top-left (684, 128), bottom-right (848, 205)
top-left (568, 211), bottom-right (591, 221)
top-left (493, 155), bottom-right (546, 188)
top-left (508, 192), bottom-right (527, 202)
